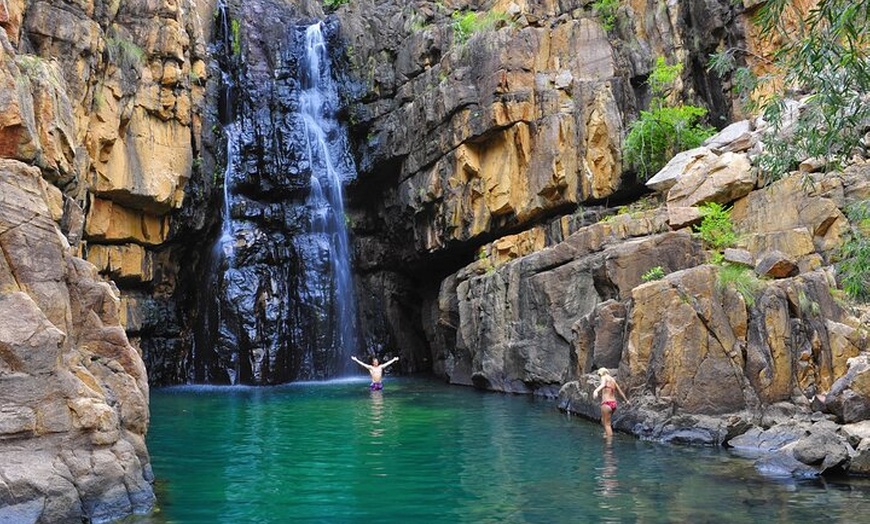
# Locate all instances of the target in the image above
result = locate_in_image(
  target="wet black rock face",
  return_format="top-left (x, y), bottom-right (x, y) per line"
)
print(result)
top-left (182, 1), bottom-right (360, 384)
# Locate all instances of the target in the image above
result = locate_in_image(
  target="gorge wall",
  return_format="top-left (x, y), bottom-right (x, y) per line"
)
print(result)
top-left (1, 0), bottom-right (209, 520)
top-left (332, 0), bottom-right (743, 372)
top-left (330, 0), bottom-right (870, 477)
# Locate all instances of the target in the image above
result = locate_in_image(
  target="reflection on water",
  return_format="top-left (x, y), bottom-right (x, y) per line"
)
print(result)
top-left (361, 388), bottom-right (390, 479)
top-left (140, 378), bottom-right (870, 524)
top-left (369, 389), bottom-right (384, 439)
top-left (596, 439), bottom-right (619, 501)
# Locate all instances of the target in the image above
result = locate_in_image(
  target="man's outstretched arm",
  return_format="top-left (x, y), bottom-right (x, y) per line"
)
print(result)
top-left (382, 356), bottom-right (399, 369)
top-left (351, 356), bottom-right (372, 370)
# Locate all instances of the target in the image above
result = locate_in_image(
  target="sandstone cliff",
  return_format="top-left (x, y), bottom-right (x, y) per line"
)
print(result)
top-left (329, 0), bottom-right (870, 477)
top-left (1, 158), bottom-right (153, 520)
top-left (1, 0), bottom-right (209, 520)
top-left (333, 0), bottom-right (743, 369)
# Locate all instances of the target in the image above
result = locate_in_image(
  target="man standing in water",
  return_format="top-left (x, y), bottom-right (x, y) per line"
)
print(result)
top-left (351, 355), bottom-right (399, 391)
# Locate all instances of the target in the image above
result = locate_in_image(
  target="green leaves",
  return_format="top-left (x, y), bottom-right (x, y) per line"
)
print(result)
top-left (695, 202), bottom-right (737, 251)
top-left (716, 264), bottom-right (762, 307)
top-left (591, 0), bottom-right (620, 31)
top-left (230, 19), bottom-right (241, 57)
top-left (451, 11), bottom-right (479, 44)
top-left (837, 201), bottom-right (870, 302)
top-left (647, 57), bottom-right (682, 97)
top-left (623, 105), bottom-right (713, 180)
top-left (622, 58), bottom-right (714, 180)
top-left (641, 266), bottom-right (665, 282)
top-left (450, 10), bottom-right (510, 45)
top-left (323, 0), bottom-right (349, 10)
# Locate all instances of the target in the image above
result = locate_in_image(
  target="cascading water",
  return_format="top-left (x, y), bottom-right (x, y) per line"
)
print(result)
top-left (299, 22), bottom-right (359, 375)
top-left (219, 124), bottom-right (238, 263)
top-left (192, 10), bottom-right (361, 384)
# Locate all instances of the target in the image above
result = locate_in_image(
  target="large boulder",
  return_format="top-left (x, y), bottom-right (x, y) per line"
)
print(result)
top-left (825, 355), bottom-right (870, 423)
top-left (728, 421), bottom-right (854, 478)
top-left (702, 119), bottom-right (755, 153)
top-left (623, 265), bottom-right (753, 414)
top-left (731, 173), bottom-right (847, 259)
top-left (665, 151), bottom-right (756, 208)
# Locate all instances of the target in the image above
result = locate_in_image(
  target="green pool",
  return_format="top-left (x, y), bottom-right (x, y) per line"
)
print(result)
top-left (139, 377), bottom-right (870, 523)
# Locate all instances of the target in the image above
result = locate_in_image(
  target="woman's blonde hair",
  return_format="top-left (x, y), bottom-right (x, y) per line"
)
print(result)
top-left (597, 367), bottom-right (611, 377)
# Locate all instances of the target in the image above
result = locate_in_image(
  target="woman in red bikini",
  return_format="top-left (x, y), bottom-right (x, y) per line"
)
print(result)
top-left (592, 368), bottom-right (628, 437)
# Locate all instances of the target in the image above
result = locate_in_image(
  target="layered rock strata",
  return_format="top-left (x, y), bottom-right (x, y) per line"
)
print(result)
top-left (334, 0), bottom-right (744, 366)
top-left (0, 0), bottom-right (867, 519)
top-left (553, 119), bottom-right (869, 476)
top-left (1, 160), bottom-right (152, 521)
top-left (329, 0), bottom-right (869, 478)
top-left (1, 0), bottom-right (210, 520)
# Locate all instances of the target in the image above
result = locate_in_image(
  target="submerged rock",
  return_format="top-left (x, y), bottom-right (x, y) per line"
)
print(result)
top-left (728, 422), bottom-right (854, 478)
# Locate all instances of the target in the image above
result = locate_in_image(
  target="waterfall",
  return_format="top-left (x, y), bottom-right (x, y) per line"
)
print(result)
top-left (219, 124), bottom-right (238, 263)
top-left (299, 22), bottom-right (359, 374)
top-left (191, 10), bottom-right (361, 384)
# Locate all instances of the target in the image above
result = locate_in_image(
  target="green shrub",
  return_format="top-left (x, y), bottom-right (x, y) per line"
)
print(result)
top-left (647, 55), bottom-right (682, 93)
top-left (451, 10), bottom-right (510, 45)
top-left (642, 266), bottom-right (665, 282)
top-left (105, 35), bottom-right (145, 71)
top-left (476, 246), bottom-right (496, 274)
top-left (695, 202), bottom-right (737, 251)
top-left (623, 105), bottom-right (713, 180)
top-left (837, 201), bottom-right (870, 302)
top-left (717, 264), bottom-right (762, 307)
top-left (323, 0), bottom-right (349, 9)
top-left (623, 57), bottom-right (715, 180)
top-left (451, 11), bottom-right (478, 44)
top-left (591, 0), bottom-right (620, 31)
top-left (231, 19), bottom-right (241, 56)
top-left (709, 251), bottom-right (726, 265)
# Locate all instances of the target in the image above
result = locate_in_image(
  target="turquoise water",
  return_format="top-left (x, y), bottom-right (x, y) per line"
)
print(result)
top-left (141, 377), bottom-right (870, 523)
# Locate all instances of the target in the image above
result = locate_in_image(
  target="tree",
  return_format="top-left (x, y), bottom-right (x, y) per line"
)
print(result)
top-left (708, 0), bottom-right (870, 179)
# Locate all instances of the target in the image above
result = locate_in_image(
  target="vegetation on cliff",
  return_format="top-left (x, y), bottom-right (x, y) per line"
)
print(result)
top-left (623, 57), bottom-right (715, 180)
top-left (837, 201), bottom-right (870, 302)
top-left (695, 201), bottom-right (738, 254)
top-left (707, 0), bottom-right (870, 302)
top-left (591, 0), bottom-right (620, 31)
top-left (709, 0), bottom-right (869, 178)
top-left (450, 9), bottom-right (511, 45)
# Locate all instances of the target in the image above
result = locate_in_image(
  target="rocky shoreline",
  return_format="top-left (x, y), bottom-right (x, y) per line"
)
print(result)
top-left (560, 365), bottom-right (870, 478)
top-left (1, 0), bottom-right (868, 521)
top-left (552, 115), bottom-right (870, 479)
